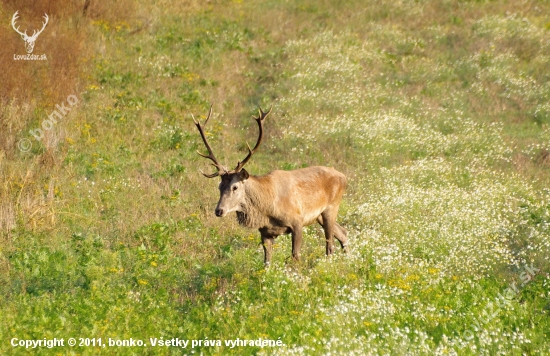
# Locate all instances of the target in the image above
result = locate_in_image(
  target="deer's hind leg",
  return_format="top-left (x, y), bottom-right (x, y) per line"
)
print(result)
top-left (318, 209), bottom-right (337, 255)
top-left (317, 215), bottom-right (348, 252)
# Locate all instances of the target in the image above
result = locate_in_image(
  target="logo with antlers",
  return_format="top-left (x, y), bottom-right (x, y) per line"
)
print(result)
top-left (11, 11), bottom-right (49, 54)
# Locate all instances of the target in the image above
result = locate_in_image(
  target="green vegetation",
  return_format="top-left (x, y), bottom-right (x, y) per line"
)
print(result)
top-left (1, 0), bottom-right (549, 354)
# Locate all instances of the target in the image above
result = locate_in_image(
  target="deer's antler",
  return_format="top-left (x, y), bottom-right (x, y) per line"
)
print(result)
top-left (234, 106), bottom-right (272, 172)
top-left (192, 105), bottom-right (227, 178)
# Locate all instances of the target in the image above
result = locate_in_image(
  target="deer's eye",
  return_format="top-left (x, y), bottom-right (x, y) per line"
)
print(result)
top-left (232, 186), bottom-right (238, 191)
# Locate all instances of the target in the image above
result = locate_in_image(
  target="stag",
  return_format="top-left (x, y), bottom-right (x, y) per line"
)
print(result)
top-left (11, 11), bottom-right (49, 54)
top-left (192, 105), bottom-right (348, 264)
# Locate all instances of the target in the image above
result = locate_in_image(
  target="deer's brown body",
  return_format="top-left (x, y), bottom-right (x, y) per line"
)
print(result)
top-left (192, 106), bottom-right (348, 264)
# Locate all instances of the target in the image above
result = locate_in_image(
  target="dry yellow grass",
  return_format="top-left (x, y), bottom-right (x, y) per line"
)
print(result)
top-left (0, 0), bottom-right (138, 235)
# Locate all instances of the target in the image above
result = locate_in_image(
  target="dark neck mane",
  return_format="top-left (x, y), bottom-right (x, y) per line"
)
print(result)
top-left (234, 176), bottom-right (270, 229)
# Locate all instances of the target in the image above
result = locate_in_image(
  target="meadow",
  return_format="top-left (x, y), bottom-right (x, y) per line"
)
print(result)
top-left (0, 0), bottom-right (549, 354)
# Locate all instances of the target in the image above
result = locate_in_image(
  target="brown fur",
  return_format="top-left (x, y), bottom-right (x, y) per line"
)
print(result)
top-left (192, 106), bottom-right (348, 264)
top-left (218, 166), bottom-right (348, 264)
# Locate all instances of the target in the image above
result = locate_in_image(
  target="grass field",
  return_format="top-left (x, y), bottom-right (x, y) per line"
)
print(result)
top-left (1, 0), bottom-right (549, 354)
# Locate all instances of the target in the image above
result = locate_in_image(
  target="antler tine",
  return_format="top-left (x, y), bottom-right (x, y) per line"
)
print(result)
top-left (234, 105), bottom-right (272, 172)
top-left (204, 104), bottom-right (213, 125)
top-left (191, 105), bottom-right (227, 178)
top-left (200, 169), bottom-right (220, 178)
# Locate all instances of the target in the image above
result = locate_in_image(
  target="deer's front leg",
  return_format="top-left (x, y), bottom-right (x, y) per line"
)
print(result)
top-left (261, 234), bottom-right (275, 266)
top-left (291, 224), bottom-right (303, 261)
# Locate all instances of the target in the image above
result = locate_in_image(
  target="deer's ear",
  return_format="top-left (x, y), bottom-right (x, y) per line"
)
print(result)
top-left (240, 169), bottom-right (249, 180)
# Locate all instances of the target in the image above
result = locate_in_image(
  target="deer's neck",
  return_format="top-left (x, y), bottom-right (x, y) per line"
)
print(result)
top-left (235, 175), bottom-right (272, 229)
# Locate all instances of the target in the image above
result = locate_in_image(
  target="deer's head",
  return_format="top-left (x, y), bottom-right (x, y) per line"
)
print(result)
top-left (12, 11), bottom-right (49, 54)
top-left (192, 105), bottom-right (272, 217)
